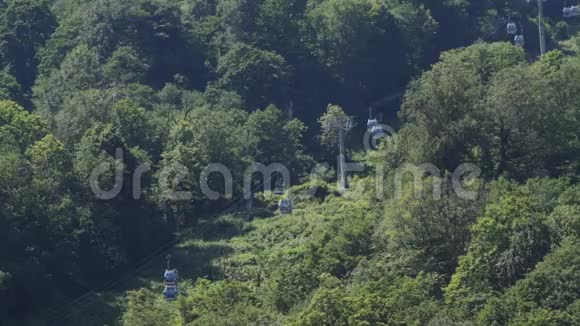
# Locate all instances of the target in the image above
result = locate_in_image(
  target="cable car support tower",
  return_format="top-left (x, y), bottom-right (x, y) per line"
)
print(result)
top-left (326, 115), bottom-right (356, 192)
top-left (537, 0), bottom-right (546, 56)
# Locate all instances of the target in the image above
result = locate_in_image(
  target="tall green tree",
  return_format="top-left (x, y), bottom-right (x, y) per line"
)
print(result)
top-left (216, 42), bottom-right (290, 109)
top-left (0, 0), bottom-right (56, 89)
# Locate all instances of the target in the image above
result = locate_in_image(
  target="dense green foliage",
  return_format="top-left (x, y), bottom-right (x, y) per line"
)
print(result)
top-left (0, 0), bottom-right (579, 325)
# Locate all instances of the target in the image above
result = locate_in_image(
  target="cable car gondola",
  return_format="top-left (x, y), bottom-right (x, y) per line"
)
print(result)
top-left (367, 107), bottom-right (378, 132)
top-left (163, 255), bottom-right (179, 301)
top-left (506, 22), bottom-right (517, 34)
top-left (164, 284), bottom-right (178, 301)
top-left (514, 34), bottom-right (525, 47)
top-left (279, 198), bottom-right (293, 214)
top-left (367, 107), bottom-right (389, 146)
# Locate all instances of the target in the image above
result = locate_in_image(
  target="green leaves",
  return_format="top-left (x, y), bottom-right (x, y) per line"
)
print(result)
top-left (291, 273), bottom-right (440, 326)
top-left (400, 42), bottom-right (580, 181)
top-left (26, 134), bottom-right (71, 175)
top-left (1, 0), bottom-right (579, 324)
top-left (318, 104), bottom-right (348, 151)
top-left (103, 46), bottom-right (148, 86)
top-left (477, 238), bottom-right (580, 325)
top-left (0, 100), bottom-right (47, 152)
top-left (0, 0), bottom-right (56, 89)
top-left (0, 70), bottom-right (22, 101)
top-left (216, 43), bottom-right (290, 109)
top-left (123, 288), bottom-right (184, 326)
top-left (445, 178), bottom-right (577, 318)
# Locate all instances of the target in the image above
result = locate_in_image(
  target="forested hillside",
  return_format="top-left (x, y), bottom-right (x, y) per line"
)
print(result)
top-left (0, 0), bottom-right (579, 325)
